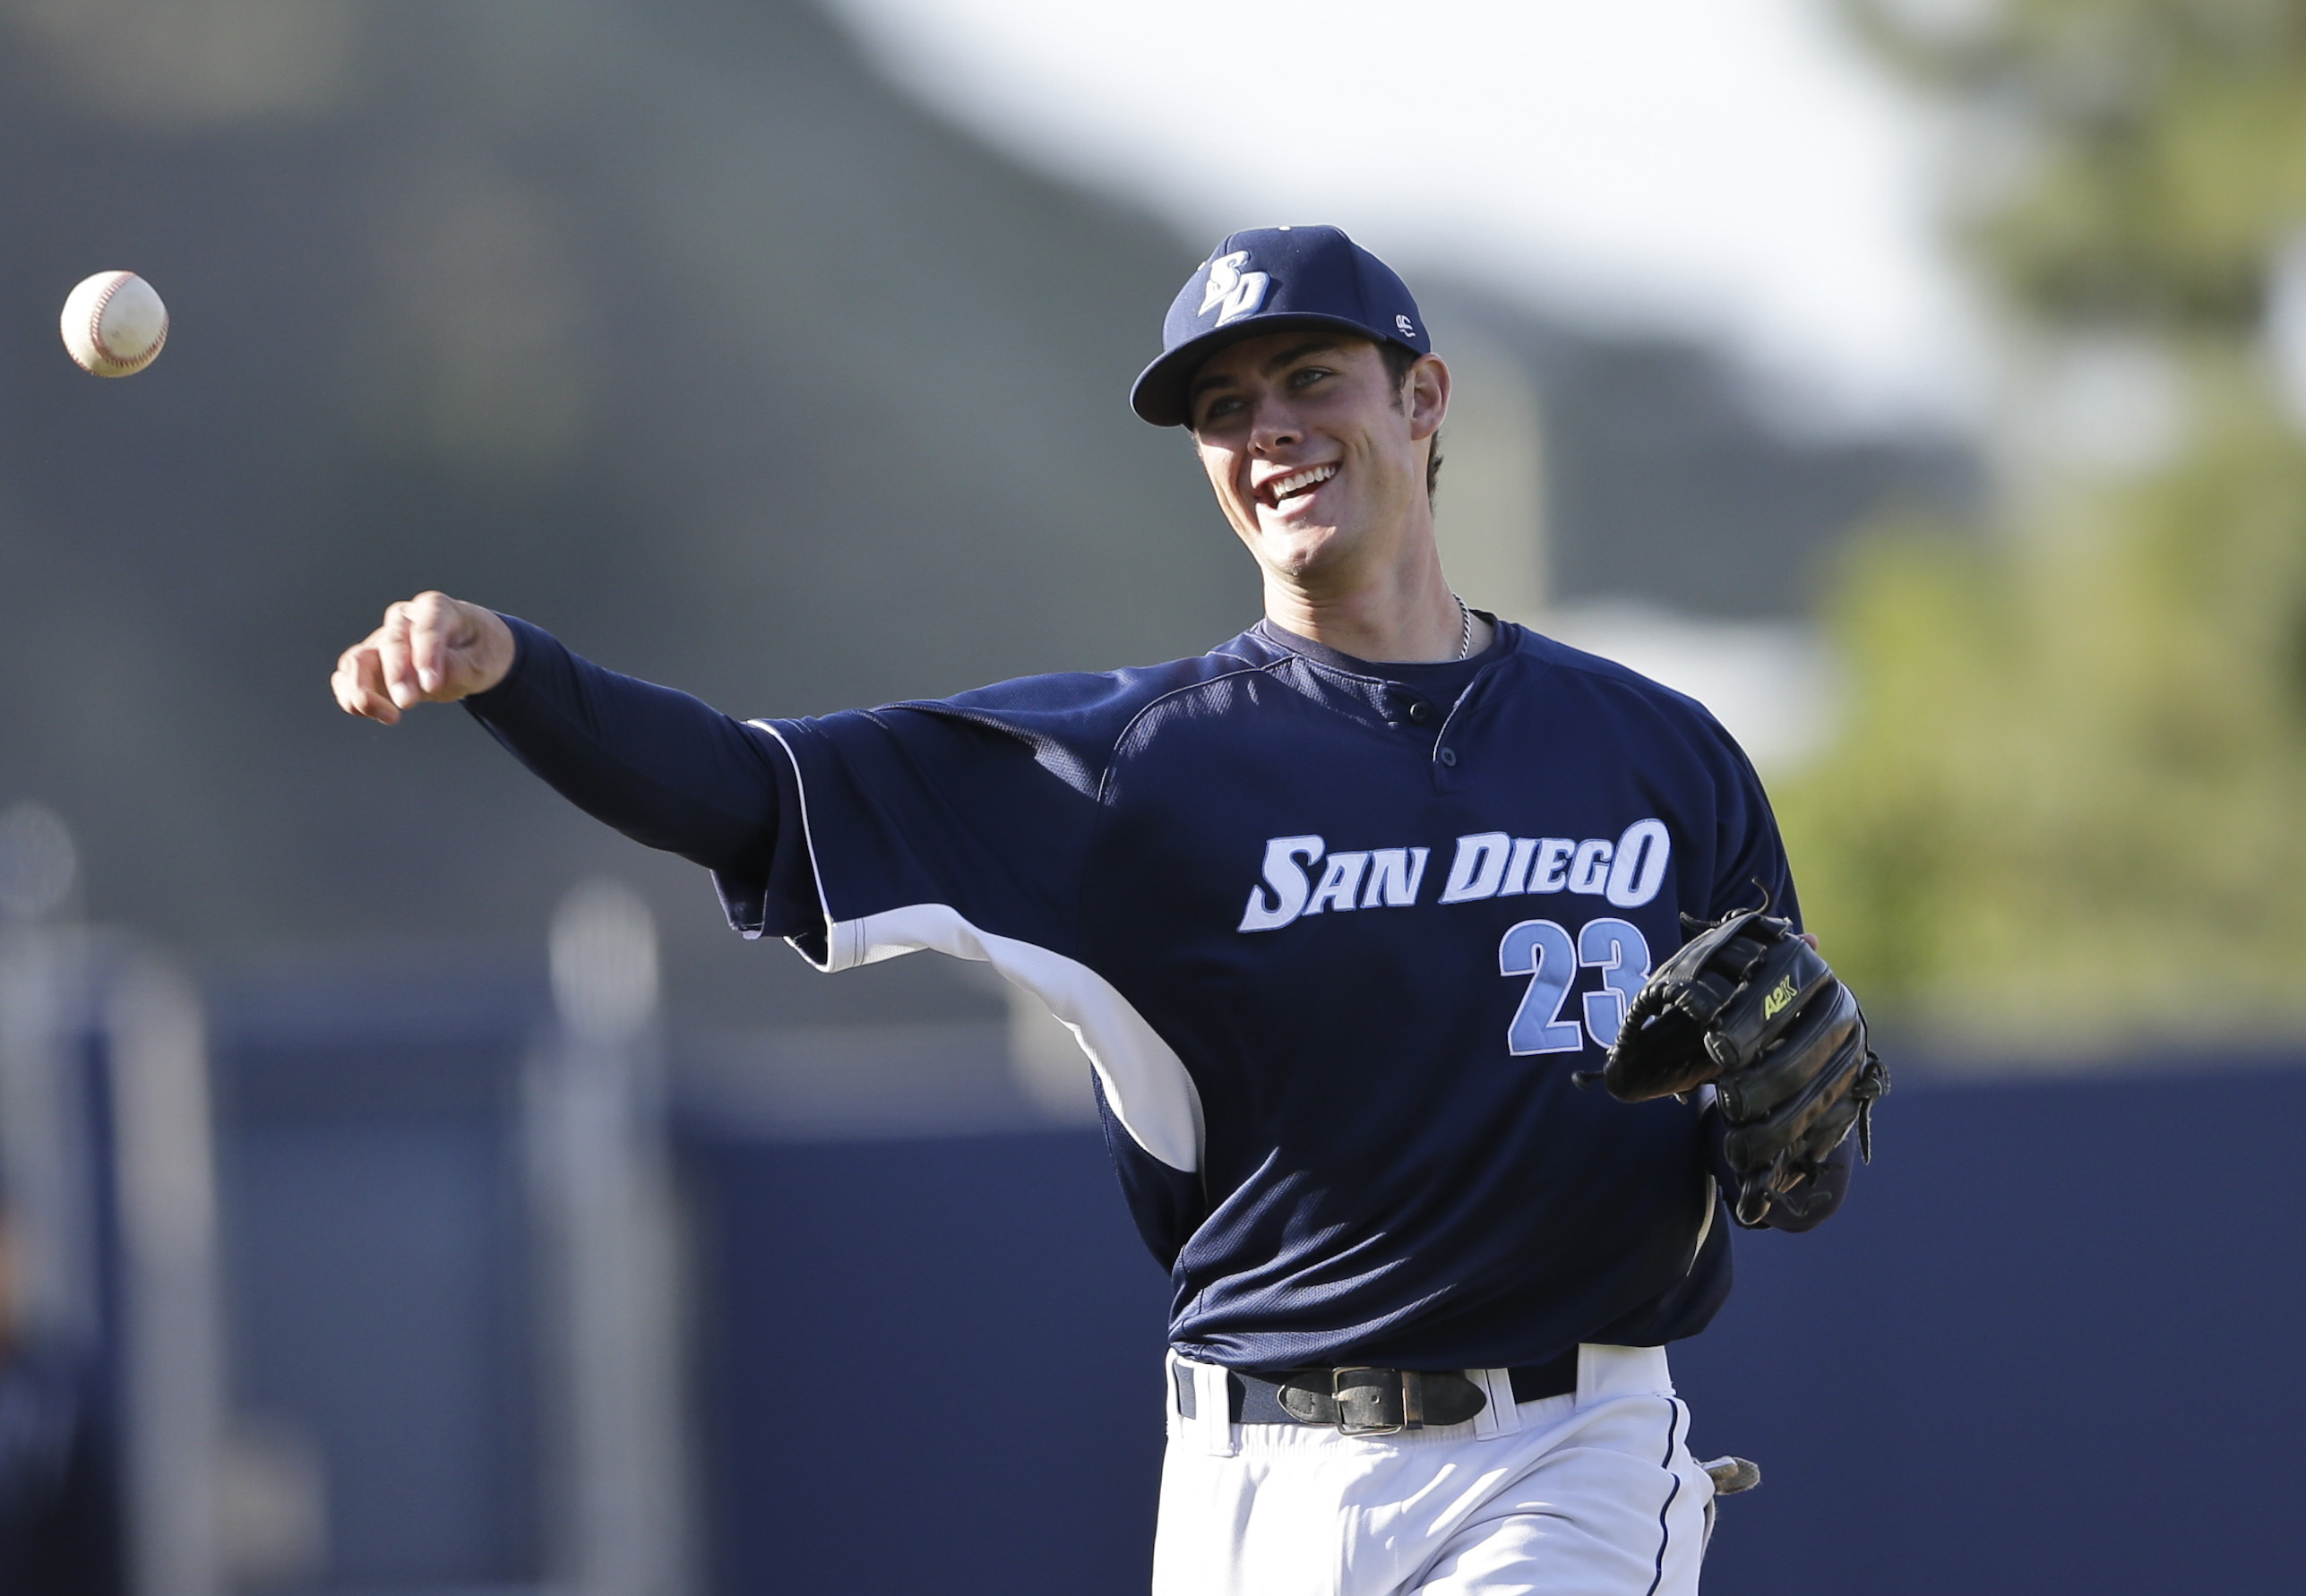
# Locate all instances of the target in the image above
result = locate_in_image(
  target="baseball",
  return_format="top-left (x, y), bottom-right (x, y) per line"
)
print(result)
top-left (60, 270), bottom-right (168, 377)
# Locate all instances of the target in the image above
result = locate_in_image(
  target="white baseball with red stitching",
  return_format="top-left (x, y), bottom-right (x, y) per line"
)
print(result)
top-left (60, 270), bottom-right (168, 377)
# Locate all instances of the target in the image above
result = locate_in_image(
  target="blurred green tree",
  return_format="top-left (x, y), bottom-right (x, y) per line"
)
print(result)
top-left (1782, 0), bottom-right (2306, 1047)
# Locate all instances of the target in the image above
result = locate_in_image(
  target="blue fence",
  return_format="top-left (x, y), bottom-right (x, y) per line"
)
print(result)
top-left (686, 1132), bottom-right (1168, 1594)
top-left (1678, 1064), bottom-right (2306, 1594)
top-left (196, 961), bottom-right (2306, 1594)
top-left (210, 965), bottom-right (546, 1589)
top-left (686, 1064), bottom-right (2306, 1595)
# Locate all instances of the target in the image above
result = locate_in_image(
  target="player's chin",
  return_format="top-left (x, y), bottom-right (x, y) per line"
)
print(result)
top-left (1252, 515), bottom-right (1347, 572)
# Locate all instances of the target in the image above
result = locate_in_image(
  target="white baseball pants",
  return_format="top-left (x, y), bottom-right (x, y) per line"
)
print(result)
top-left (1153, 1345), bottom-right (1711, 1596)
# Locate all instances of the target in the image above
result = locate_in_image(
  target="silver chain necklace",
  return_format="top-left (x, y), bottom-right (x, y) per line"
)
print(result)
top-left (1453, 595), bottom-right (1473, 661)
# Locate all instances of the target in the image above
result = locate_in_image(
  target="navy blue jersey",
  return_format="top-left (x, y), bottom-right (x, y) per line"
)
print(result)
top-left (722, 619), bottom-right (1801, 1372)
top-left (469, 615), bottom-right (1832, 1373)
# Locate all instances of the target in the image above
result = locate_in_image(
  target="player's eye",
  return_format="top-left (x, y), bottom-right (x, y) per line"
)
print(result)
top-left (1197, 394), bottom-right (1243, 425)
top-left (1288, 365), bottom-right (1333, 390)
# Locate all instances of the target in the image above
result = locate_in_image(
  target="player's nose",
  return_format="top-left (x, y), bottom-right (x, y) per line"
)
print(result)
top-left (1248, 400), bottom-right (1303, 453)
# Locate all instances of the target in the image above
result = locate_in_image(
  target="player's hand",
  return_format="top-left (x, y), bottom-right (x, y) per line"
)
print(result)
top-left (331, 591), bottom-right (516, 725)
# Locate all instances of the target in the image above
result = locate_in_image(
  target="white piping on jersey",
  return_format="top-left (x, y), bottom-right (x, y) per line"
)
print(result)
top-left (753, 720), bottom-right (1207, 1174)
top-left (753, 721), bottom-right (844, 946)
top-left (830, 903), bottom-right (1205, 1173)
top-left (1689, 1176), bottom-right (1717, 1272)
top-left (1687, 1082), bottom-right (1720, 1271)
top-left (1095, 660), bottom-right (1275, 803)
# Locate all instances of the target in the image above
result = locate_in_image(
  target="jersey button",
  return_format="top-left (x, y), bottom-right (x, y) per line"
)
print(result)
top-left (1439, 747), bottom-right (1458, 767)
top-left (1406, 700), bottom-right (1433, 725)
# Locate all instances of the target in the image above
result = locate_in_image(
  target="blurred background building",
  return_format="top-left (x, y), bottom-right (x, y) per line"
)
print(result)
top-left (1, 0), bottom-right (2302, 1592)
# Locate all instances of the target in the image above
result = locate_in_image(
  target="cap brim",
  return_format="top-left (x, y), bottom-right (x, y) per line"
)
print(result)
top-left (1129, 313), bottom-right (1401, 427)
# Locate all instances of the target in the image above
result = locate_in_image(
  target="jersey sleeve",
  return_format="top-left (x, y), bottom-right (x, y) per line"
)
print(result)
top-left (754, 706), bottom-right (1101, 968)
top-left (1702, 727), bottom-right (1801, 929)
top-left (760, 703), bottom-right (1205, 1174)
top-left (1692, 718), bottom-right (1851, 1229)
top-left (1657, 699), bottom-right (1839, 1226)
top-left (461, 617), bottom-right (823, 939)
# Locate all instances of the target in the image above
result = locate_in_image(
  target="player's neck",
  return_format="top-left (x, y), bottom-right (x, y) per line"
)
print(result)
top-left (1261, 545), bottom-right (1486, 665)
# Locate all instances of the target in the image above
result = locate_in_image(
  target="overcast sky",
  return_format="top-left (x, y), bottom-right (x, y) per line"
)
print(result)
top-left (825, 0), bottom-right (1983, 434)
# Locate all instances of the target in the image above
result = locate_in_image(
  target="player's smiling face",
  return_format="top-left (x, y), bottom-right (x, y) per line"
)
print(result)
top-left (1186, 332), bottom-right (1446, 590)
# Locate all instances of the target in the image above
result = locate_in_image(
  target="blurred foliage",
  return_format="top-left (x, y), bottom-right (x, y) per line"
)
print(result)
top-left (1849, 0), bottom-right (2306, 329)
top-left (1783, 1), bottom-right (2306, 1045)
top-left (1779, 358), bottom-right (2306, 1042)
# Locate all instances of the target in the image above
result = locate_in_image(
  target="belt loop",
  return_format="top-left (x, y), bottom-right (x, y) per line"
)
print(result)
top-left (1191, 1361), bottom-right (1236, 1457)
top-left (1164, 1351), bottom-right (1188, 1441)
top-left (1576, 1343), bottom-right (1601, 1408)
top-left (1577, 1344), bottom-right (1674, 1407)
top-left (1467, 1368), bottom-right (1520, 1440)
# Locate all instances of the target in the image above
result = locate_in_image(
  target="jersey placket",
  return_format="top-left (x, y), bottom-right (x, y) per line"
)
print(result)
top-left (1424, 664), bottom-right (1510, 794)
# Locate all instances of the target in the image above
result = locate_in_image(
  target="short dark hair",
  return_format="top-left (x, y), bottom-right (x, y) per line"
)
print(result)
top-left (1381, 342), bottom-right (1443, 505)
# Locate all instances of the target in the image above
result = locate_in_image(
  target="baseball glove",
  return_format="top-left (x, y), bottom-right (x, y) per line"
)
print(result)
top-left (1595, 905), bottom-right (1889, 1226)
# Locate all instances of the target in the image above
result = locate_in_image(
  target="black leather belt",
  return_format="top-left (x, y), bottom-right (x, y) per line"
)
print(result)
top-left (1173, 1348), bottom-right (1579, 1436)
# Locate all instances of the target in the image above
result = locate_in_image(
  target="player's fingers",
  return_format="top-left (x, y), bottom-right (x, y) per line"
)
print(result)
top-left (405, 593), bottom-right (448, 697)
top-left (377, 602), bottom-right (424, 709)
top-left (329, 639), bottom-right (371, 713)
top-left (332, 641), bottom-right (401, 725)
top-left (335, 644), bottom-right (395, 724)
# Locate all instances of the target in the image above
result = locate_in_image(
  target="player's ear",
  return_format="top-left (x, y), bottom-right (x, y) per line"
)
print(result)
top-left (1407, 354), bottom-right (1449, 442)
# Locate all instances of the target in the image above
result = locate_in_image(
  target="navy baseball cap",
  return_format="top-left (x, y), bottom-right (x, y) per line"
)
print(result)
top-left (1130, 225), bottom-right (1430, 426)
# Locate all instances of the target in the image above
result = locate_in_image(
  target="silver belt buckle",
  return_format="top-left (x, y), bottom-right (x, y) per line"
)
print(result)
top-left (1331, 1367), bottom-right (1420, 1436)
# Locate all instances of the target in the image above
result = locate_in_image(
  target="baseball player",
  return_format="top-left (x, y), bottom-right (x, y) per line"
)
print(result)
top-left (333, 226), bottom-right (1867, 1594)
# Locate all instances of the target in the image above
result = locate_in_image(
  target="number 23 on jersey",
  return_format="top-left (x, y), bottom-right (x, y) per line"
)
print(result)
top-left (1498, 917), bottom-right (1650, 1055)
